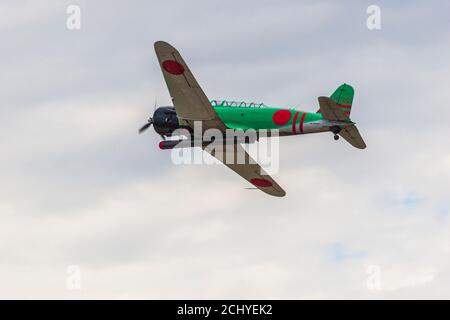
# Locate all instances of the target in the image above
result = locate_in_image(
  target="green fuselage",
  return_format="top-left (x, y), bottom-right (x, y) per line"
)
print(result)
top-left (210, 84), bottom-right (355, 136)
top-left (213, 105), bottom-right (329, 136)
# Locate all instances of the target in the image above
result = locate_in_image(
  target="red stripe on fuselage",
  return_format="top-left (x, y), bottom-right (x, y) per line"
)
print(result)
top-left (292, 111), bottom-right (299, 134)
top-left (338, 104), bottom-right (352, 109)
top-left (299, 112), bottom-right (306, 134)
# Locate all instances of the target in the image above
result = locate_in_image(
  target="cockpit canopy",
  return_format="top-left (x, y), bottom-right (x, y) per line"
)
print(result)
top-left (210, 100), bottom-right (267, 108)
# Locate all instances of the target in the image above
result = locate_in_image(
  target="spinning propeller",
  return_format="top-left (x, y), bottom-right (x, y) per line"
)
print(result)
top-left (138, 98), bottom-right (157, 134)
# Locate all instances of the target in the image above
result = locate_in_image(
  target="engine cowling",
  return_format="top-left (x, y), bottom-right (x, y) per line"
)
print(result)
top-left (152, 106), bottom-right (180, 137)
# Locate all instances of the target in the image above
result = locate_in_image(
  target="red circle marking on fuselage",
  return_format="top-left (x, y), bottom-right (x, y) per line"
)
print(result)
top-left (162, 60), bottom-right (185, 75)
top-left (250, 178), bottom-right (273, 188)
top-left (272, 110), bottom-right (291, 126)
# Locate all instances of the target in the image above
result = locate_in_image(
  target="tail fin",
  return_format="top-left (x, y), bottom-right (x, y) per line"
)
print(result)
top-left (317, 84), bottom-right (367, 149)
top-left (330, 83), bottom-right (354, 117)
top-left (316, 83), bottom-right (354, 117)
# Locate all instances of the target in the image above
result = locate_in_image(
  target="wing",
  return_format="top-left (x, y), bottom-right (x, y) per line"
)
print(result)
top-left (204, 143), bottom-right (286, 197)
top-left (154, 41), bottom-right (226, 133)
top-left (318, 96), bottom-right (349, 121)
top-left (338, 125), bottom-right (367, 149)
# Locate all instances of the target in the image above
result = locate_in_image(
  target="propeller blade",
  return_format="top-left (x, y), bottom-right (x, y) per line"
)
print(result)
top-left (139, 122), bottom-right (152, 134)
top-left (139, 97), bottom-right (157, 134)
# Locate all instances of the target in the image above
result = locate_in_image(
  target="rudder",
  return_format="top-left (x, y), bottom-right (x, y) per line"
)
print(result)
top-left (330, 83), bottom-right (354, 117)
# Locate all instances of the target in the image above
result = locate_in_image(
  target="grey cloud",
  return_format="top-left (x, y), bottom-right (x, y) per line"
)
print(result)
top-left (1, 0), bottom-right (450, 299)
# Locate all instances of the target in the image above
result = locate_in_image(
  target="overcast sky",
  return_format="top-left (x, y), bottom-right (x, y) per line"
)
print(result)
top-left (1, 0), bottom-right (449, 299)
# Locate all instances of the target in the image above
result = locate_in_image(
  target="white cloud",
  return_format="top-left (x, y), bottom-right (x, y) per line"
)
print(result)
top-left (1, 0), bottom-right (450, 299)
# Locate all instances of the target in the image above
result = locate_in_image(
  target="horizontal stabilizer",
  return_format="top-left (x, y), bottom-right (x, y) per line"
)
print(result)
top-left (318, 96), bottom-right (349, 121)
top-left (339, 125), bottom-right (366, 149)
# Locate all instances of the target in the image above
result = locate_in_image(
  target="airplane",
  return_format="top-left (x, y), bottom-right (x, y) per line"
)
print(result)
top-left (139, 41), bottom-right (366, 197)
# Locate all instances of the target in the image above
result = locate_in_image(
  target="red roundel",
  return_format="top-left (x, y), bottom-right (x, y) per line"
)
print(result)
top-left (272, 110), bottom-right (291, 126)
top-left (250, 178), bottom-right (273, 188)
top-left (162, 60), bottom-right (185, 75)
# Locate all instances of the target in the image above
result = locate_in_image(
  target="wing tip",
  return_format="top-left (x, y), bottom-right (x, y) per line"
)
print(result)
top-left (263, 187), bottom-right (286, 197)
top-left (275, 191), bottom-right (287, 197)
top-left (154, 40), bottom-right (177, 53)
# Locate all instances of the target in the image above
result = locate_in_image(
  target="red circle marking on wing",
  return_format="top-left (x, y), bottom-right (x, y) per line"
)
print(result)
top-left (162, 60), bottom-right (185, 75)
top-left (250, 178), bottom-right (273, 188)
top-left (272, 110), bottom-right (291, 126)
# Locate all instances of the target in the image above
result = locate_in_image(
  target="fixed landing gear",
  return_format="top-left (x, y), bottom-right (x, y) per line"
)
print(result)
top-left (330, 125), bottom-right (341, 142)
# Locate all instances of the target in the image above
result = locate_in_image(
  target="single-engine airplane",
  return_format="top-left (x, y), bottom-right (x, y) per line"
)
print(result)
top-left (139, 41), bottom-right (366, 197)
